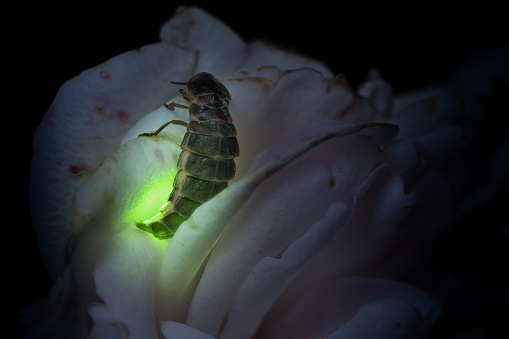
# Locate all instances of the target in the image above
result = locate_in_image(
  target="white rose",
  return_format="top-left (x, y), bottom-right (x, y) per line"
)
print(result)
top-left (28, 6), bottom-right (505, 339)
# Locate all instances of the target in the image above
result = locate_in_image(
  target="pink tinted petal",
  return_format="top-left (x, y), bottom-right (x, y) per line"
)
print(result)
top-left (258, 276), bottom-right (440, 339)
top-left (224, 67), bottom-right (357, 175)
top-left (246, 119), bottom-right (396, 176)
top-left (246, 119), bottom-right (398, 206)
top-left (274, 164), bottom-right (420, 313)
top-left (219, 202), bottom-right (354, 339)
top-left (327, 132), bottom-right (391, 204)
top-left (31, 43), bottom-right (197, 278)
top-left (329, 166), bottom-right (417, 271)
top-left (160, 7), bottom-right (246, 77)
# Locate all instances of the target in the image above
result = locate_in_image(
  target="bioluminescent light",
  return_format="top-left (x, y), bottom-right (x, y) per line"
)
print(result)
top-left (135, 73), bottom-right (239, 239)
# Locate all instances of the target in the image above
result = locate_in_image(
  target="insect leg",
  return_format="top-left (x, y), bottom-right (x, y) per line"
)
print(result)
top-left (138, 119), bottom-right (188, 137)
top-left (164, 102), bottom-right (189, 110)
top-left (179, 89), bottom-right (193, 101)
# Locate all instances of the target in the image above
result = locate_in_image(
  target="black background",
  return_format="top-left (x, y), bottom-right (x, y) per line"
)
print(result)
top-left (13, 1), bottom-right (508, 337)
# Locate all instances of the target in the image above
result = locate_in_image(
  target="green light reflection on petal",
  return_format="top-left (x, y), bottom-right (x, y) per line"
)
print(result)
top-left (122, 167), bottom-right (177, 226)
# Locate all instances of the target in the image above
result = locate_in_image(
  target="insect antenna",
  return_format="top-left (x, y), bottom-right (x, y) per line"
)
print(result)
top-left (171, 81), bottom-right (188, 86)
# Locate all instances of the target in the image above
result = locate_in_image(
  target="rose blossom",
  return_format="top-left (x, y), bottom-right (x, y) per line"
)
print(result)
top-left (27, 6), bottom-right (503, 339)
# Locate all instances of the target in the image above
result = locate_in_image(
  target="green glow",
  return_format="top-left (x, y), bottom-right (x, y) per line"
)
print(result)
top-left (115, 133), bottom-right (183, 234)
top-left (122, 168), bottom-right (177, 226)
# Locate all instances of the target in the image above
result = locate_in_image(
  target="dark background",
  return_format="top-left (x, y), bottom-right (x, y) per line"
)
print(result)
top-left (14, 1), bottom-right (508, 337)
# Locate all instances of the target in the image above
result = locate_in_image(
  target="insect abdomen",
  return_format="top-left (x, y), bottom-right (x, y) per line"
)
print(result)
top-left (159, 122), bottom-right (239, 236)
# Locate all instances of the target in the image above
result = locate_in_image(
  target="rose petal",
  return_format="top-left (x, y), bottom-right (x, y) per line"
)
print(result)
top-left (272, 159), bottom-right (422, 314)
top-left (223, 67), bottom-right (358, 176)
top-left (31, 43), bottom-right (197, 278)
top-left (227, 67), bottom-right (356, 143)
top-left (185, 159), bottom-right (333, 335)
top-left (323, 299), bottom-right (421, 339)
top-left (378, 139), bottom-right (429, 188)
top-left (73, 132), bottom-right (182, 234)
top-left (160, 6), bottom-right (246, 77)
top-left (64, 131), bottom-right (181, 321)
top-left (88, 303), bottom-right (129, 338)
top-left (219, 202), bottom-right (354, 339)
top-left (160, 7), bottom-right (334, 78)
top-left (257, 276), bottom-right (440, 338)
top-left (395, 87), bottom-right (483, 141)
top-left (92, 227), bottom-right (165, 339)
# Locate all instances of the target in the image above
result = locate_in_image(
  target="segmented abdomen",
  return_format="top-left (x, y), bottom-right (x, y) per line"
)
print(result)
top-left (135, 72), bottom-right (237, 239)
top-left (158, 105), bottom-right (239, 238)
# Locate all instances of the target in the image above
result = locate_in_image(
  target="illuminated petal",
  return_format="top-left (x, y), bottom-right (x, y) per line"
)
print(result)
top-left (31, 43), bottom-right (197, 278)
top-left (73, 133), bottom-right (182, 234)
top-left (68, 132), bottom-right (180, 330)
top-left (91, 228), bottom-right (165, 339)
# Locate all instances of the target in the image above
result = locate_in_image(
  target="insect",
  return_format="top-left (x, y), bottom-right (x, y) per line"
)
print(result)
top-left (135, 72), bottom-right (239, 239)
